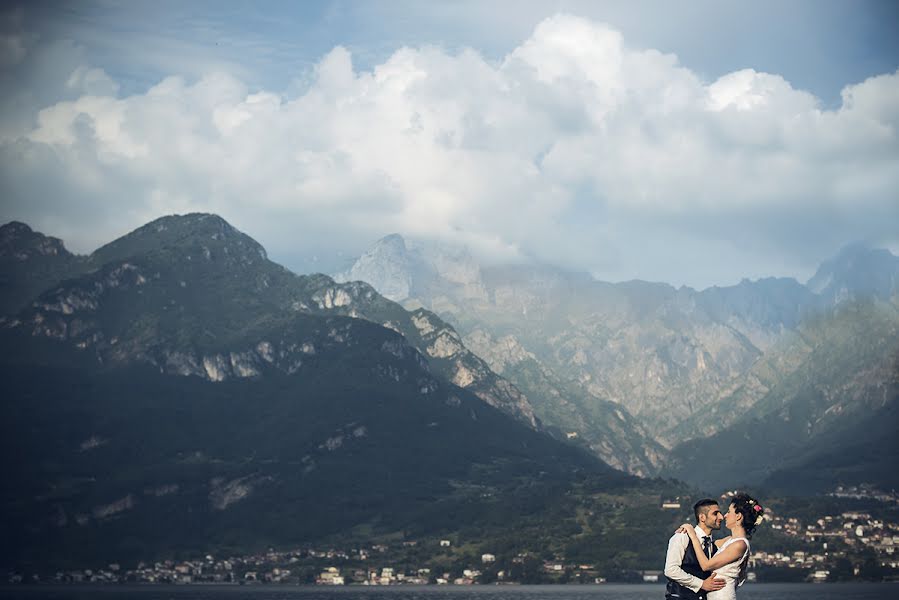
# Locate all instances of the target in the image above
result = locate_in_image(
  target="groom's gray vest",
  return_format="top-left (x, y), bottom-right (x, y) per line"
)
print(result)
top-left (665, 538), bottom-right (713, 600)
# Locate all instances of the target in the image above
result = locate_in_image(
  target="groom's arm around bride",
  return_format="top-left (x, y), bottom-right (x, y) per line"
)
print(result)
top-left (663, 498), bottom-right (725, 599)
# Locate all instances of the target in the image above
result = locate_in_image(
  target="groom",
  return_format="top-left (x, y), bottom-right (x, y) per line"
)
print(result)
top-left (664, 498), bottom-right (725, 599)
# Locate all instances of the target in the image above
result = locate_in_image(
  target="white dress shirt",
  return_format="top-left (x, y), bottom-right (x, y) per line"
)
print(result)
top-left (664, 524), bottom-right (710, 593)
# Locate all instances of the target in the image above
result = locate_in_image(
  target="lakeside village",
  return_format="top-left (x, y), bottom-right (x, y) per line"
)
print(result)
top-left (10, 487), bottom-right (899, 586)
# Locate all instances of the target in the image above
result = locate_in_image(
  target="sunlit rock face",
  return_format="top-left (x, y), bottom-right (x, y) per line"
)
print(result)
top-left (336, 234), bottom-right (488, 306)
top-left (335, 234), bottom-right (413, 302)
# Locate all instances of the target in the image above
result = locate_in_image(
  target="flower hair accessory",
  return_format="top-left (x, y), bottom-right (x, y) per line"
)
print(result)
top-left (753, 504), bottom-right (763, 512)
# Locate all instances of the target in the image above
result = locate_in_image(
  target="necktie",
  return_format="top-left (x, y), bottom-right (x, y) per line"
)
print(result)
top-left (702, 536), bottom-right (712, 559)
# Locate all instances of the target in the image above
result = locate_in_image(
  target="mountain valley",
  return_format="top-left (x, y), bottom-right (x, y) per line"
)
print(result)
top-left (2, 214), bottom-right (897, 570)
top-left (336, 234), bottom-right (899, 488)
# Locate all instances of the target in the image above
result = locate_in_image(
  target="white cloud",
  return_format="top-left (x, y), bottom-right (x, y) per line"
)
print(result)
top-left (1, 14), bottom-right (898, 287)
top-left (65, 65), bottom-right (120, 97)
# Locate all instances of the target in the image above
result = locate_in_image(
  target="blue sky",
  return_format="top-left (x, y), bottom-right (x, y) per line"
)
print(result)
top-left (1, 1), bottom-right (898, 287)
top-left (19, 1), bottom-right (899, 102)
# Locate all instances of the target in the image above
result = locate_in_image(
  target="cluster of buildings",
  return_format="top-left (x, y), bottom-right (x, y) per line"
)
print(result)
top-left (750, 497), bottom-right (899, 580)
top-left (661, 487), bottom-right (899, 582)
top-left (12, 486), bottom-right (899, 585)
top-left (316, 566), bottom-right (431, 586)
top-left (309, 547), bottom-right (512, 586)
top-left (47, 547), bottom-right (359, 585)
top-left (26, 542), bottom-right (598, 586)
top-left (37, 540), bottom-right (500, 585)
top-left (829, 485), bottom-right (898, 504)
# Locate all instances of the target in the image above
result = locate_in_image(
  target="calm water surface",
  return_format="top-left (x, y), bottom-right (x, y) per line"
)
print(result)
top-left (0, 584), bottom-right (894, 600)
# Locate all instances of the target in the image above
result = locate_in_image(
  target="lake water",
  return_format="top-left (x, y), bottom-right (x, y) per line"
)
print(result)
top-left (0, 583), bottom-right (894, 600)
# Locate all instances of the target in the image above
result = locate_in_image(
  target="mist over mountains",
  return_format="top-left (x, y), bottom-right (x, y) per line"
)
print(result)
top-left (336, 232), bottom-right (899, 489)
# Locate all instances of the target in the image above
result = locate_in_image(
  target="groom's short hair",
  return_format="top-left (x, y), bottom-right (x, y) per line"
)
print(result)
top-left (693, 498), bottom-right (718, 523)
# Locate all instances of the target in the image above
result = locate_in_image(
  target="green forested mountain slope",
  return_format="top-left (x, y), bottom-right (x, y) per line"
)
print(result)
top-left (666, 300), bottom-right (899, 492)
top-left (1, 214), bottom-right (638, 570)
top-left (3, 214), bottom-right (537, 426)
top-left (0, 222), bottom-right (88, 315)
top-left (1, 329), bottom-right (623, 568)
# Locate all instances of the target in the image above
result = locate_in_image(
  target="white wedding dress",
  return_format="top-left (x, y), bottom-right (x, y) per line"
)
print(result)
top-left (707, 537), bottom-right (750, 600)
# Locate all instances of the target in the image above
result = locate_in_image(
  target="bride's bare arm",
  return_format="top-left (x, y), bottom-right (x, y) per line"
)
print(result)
top-left (700, 539), bottom-right (747, 571)
top-left (677, 524), bottom-right (747, 571)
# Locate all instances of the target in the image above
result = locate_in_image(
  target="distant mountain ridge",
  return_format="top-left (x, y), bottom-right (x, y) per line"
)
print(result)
top-left (336, 233), bottom-right (489, 307)
top-left (336, 234), bottom-right (899, 484)
top-left (0, 216), bottom-right (537, 427)
top-left (807, 242), bottom-right (899, 305)
top-left (667, 299), bottom-right (899, 493)
top-left (4, 216), bottom-right (896, 500)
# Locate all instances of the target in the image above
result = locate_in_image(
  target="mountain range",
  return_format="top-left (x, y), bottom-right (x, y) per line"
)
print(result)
top-left (0, 215), bottom-right (640, 570)
top-left (335, 233), bottom-right (899, 490)
top-left (2, 214), bottom-right (897, 570)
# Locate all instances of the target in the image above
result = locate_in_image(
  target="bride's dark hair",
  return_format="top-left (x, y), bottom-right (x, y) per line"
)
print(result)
top-left (730, 492), bottom-right (764, 538)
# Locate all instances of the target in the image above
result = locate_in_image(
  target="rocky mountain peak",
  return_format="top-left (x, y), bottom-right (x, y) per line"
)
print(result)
top-left (0, 222), bottom-right (82, 315)
top-left (335, 233), bottom-right (414, 301)
top-left (336, 234), bottom-right (489, 303)
top-left (418, 241), bottom-right (484, 292)
top-left (375, 233), bottom-right (408, 252)
top-left (0, 221), bottom-right (32, 239)
top-left (90, 213), bottom-right (268, 268)
top-left (807, 243), bottom-right (899, 304)
top-left (0, 221), bottom-right (72, 260)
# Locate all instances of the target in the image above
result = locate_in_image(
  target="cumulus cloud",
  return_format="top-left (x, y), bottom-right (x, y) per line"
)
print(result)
top-left (1, 14), bottom-right (897, 287)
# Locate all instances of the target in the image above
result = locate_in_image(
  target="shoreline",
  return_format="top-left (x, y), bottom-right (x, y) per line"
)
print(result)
top-left (2, 580), bottom-right (896, 587)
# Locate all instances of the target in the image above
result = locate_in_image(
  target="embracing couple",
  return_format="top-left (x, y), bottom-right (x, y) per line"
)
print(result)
top-left (663, 493), bottom-right (764, 600)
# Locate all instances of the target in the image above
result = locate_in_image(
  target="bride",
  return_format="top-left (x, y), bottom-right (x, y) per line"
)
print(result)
top-left (677, 493), bottom-right (763, 600)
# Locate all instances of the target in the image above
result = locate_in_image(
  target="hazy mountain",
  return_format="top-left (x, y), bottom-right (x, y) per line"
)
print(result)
top-left (666, 299), bottom-right (899, 493)
top-left (335, 233), bottom-right (415, 301)
top-left (807, 242), bottom-right (899, 306)
top-left (0, 214), bottom-right (630, 568)
top-left (469, 269), bottom-right (776, 444)
top-left (335, 234), bottom-right (488, 307)
top-left (341, 244), bottom-right (668, 474)
top-left (694, 277), bottom-right (819, 350)
top-left (337, 234), bottom-right (899, 480)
